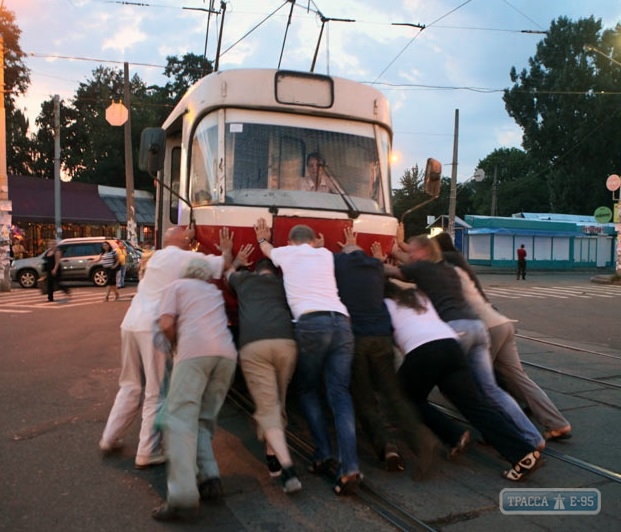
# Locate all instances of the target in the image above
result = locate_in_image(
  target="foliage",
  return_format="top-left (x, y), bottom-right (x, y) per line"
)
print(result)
top-left (23, 55), bottom-right (212, 189)
top-left (1, 5), bottom-right (31, 175)
top-left (463, 148), bottom-right (550, 216)
top-left (504, 16), bottom-right (621, 214)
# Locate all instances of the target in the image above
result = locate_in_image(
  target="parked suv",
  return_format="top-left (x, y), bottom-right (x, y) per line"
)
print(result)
top-left (10, 237), bottom-right (140, 288)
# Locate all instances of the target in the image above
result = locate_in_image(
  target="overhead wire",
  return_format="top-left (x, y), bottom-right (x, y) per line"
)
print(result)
top-left (371, 0), bottom-right (474, 84)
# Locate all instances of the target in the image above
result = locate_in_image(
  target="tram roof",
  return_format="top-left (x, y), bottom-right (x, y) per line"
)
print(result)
top-left (162, 68), bottom-right (392, 133)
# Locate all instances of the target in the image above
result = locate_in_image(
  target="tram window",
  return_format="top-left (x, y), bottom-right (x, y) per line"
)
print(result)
top-left (169, 147), bottom-right (181, 224)
top-left (190, 123), bottom-right (218, 206)
top-left (220, 118), bottom-right (388, 213)
top-left (227, 124), bottom-right (269, 190)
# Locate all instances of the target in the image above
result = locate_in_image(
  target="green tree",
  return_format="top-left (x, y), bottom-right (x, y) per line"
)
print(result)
top-left (503, 16), bottom-right (621, 214)
top-left (162, 52), bottom-right (213, 102)
top-left (0, 5), bottom-right (32, 174)
top-left (465, 148), bottom-right (549, 216)
top-left (29, 54), bottom-right (213, 188)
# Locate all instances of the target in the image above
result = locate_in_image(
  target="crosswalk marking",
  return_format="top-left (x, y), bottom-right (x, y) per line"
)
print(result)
top-left (485, 284), bottom-right (621, 300)
top-left (0, 289), bottom-right (137, 312)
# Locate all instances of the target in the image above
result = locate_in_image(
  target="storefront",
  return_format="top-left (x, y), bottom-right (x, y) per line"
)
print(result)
top-left (8, 175), bottom-right (154, 257)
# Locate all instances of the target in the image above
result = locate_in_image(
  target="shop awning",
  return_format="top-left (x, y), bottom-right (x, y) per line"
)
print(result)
top-left (99, 194), bottom-right (155, 224)
top-left (8, 174), bottom-right (117, 224)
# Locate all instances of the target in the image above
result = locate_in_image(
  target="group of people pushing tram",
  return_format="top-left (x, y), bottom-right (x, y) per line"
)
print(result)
top-left (97, 218), bottom-right (571, 522)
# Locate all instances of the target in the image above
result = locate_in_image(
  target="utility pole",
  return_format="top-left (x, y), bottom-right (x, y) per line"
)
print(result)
top-left (0, 36), bottom-right (12, 292)
top-left (54, 95), bottom-right (62, 241)
top-left (123, 62), bottom-right (137, 246)
top-left (447, 109), bottom-right (459, 239)
top-left (491, 165), bottom-right (498, 216)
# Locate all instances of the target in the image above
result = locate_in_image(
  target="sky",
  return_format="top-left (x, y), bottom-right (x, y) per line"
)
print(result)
top-left (8, 0), bottom-right (621, 186)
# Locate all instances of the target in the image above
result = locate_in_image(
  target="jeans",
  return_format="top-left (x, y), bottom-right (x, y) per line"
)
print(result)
top-left (448, 319), bottom-right (543, 448)
top-left (293, 312), bottom-right (359, 477)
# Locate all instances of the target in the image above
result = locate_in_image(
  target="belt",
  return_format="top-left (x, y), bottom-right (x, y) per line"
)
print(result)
top-left (300, 310), bottom-right (346, 319)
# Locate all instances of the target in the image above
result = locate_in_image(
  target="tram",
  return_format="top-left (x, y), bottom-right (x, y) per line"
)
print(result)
top-left (139, 68), bottom-right (403, 256)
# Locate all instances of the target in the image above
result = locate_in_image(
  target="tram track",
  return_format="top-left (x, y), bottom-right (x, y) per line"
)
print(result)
top-left (516, 333), bottom-right (621, 362)
top-left (226, 387), bottom-right (438, 532)
top-left (224, 330), bottom-right (621, 528)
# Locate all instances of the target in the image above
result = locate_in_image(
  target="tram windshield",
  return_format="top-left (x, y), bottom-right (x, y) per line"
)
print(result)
top-left (189, 110), bottom-right (390, 214)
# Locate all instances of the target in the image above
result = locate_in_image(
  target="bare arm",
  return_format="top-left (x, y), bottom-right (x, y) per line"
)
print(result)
top-left (225, 243), bottom-right (255, 280)
top-left (158, 314), bottom-right (177, 344)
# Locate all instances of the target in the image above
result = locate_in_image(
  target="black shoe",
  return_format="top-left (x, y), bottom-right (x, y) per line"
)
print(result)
top-left (266, 454), bottom-right (282, 478)
top-left (151, 503), bottom-right (199, 522)
top-left (198, 477), bottom-right (223, 501)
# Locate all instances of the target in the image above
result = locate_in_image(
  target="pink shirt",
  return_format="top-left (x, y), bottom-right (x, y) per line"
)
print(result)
top-left (158, 278), bottom-right (237, 363)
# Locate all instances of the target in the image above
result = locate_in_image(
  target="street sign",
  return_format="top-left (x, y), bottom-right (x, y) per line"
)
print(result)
top-left (606, 174), bottom-right (621, 191)
top-left (105, 102), bottom-right (128, 126)
top-left (594, 206), bottom-right (613, 223)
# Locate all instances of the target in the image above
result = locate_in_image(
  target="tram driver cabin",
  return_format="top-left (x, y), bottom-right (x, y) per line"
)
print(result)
top-left (139, 69), bottom-right (402, 256)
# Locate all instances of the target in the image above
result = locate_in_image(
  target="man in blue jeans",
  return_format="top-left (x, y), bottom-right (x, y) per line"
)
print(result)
top-left (254, 218), bottom-right (362, 495)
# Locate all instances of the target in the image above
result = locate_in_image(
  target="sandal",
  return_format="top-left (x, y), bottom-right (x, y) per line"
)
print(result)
top-left (503, 450), bottom-right (544, 481)
top-left (542, 426), bottom-right (572, 441)
top-left (333, 473), bottom-right (363, 496)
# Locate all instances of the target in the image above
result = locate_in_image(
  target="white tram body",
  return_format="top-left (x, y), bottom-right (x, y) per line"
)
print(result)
top-left (149, 68), bottom-right (398, 254)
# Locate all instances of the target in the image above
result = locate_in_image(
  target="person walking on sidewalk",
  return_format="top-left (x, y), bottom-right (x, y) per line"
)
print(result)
top-left (516, 244), bottom-right (527, 280)
top-left (42, 239), bottom-right (70, 302)
top-left (97, 241), bottom-right (120, 302)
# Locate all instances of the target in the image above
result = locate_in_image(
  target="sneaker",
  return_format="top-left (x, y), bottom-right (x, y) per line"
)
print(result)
top-left (135, 451), bottom-right (167, 469)
top-left (281, 466), bottom-right (302, 494)
top-left (199, 477), bottom-right (224, 501)
top-left (383, 443), bottom-right (405, 472)
top-left (266, 454), bottom-right (282, 478)
top-left (99, 438), bottom-right (123, 455)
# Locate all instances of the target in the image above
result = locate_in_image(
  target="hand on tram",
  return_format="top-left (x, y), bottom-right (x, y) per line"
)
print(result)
top-left (254, 218), bottom-right (271, 242)
top-left (216, 227), bottom-right (234, 256)
top-left (233, 244), bottom-right (255, 269)
top-left (313, 232), bottom-right (325, 248)
top-left (370, 241), bottom-right (386, 262)
top-left (337, 227), bottom-right (357, 248)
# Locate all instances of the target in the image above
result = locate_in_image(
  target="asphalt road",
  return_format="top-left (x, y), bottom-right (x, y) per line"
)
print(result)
top-left (1, 273), bottom-right (620, 531)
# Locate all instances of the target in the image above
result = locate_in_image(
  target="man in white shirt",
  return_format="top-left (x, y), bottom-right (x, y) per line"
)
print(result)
top-left (254, 218), bottom-right (361, 496)
top-left (99, 226), bottom-right (234, 469)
